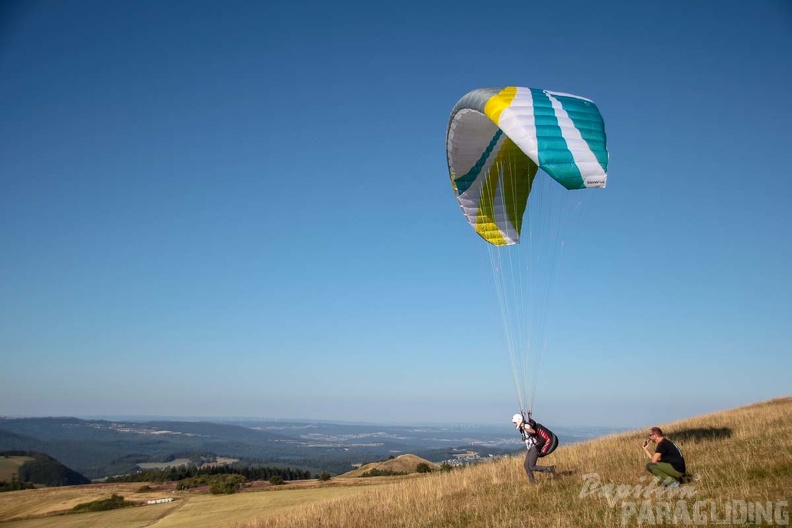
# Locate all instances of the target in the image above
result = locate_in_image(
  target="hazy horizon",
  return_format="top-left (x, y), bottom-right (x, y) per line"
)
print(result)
top-left (5, 395), bottom-right (789, 430)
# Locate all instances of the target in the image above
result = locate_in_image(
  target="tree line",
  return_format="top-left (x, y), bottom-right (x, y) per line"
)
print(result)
top-left (105, 463), bottom-right (311, 483)
top-left (0, 474), bottom-right (36, 492)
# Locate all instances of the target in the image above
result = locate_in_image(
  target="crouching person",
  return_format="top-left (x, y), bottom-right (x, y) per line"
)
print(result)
top-left (642, 427), bottom-right (686, 487)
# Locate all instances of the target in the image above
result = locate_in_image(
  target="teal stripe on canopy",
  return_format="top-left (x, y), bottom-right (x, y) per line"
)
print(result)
top-left (554, 93), bottom-right (609, 173)
top-left (529, 89), bottom-right (583, 189)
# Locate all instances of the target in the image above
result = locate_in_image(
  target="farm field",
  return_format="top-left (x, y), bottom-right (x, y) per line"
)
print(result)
top-left (0, 477), bottom-right (410, 528)
top-left (136, 459), bottom-right (192, 470)
top-left (137, 456), bottom-right (239, 470)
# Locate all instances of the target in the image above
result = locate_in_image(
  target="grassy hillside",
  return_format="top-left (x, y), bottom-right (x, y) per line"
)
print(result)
top-left (0, 477), bottom-right (408, 527)
top-left (0, 397), bottom-right (789, 528)
top-left (240, 396), bottom-right (791, 528)
top-left (339, 454), bottom-right (441, 478)
top-left (0, 456), bottom-right (34, 482)
top-left (0, 452), bottom-right (91, 487)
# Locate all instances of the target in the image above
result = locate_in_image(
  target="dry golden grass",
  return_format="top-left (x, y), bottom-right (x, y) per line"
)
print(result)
top-left (1, 397), bottom-right (789, 528)
top-left (0, 482), bottom-right (179, 521)
top-left (236, 396), bottom-right (791, 528)
top-left (0, 473), bottom-right (410, 527)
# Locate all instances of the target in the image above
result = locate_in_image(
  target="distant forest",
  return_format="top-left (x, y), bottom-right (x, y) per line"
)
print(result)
top-left (105, 463), bottom-right (311, 483)
top-left (0, 476), bottom-right (36, 492)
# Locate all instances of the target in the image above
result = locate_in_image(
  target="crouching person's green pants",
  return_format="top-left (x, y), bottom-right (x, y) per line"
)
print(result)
top-left (646, 462), bottom-right (682, 484)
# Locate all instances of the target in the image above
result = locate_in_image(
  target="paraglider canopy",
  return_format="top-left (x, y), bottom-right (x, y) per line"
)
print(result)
top-left (446, 86), bottom-right (608, 246)
top-left (446, 86), bottom-right (609, 416)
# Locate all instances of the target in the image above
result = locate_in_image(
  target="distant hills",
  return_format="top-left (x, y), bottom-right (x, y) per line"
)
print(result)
top-left (0, 417), bottom-right (536, 479)
top-left (0, 451), bottom-right (90, 488)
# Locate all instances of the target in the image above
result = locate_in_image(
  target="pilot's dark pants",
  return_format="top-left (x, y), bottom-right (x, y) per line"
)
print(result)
top-left (524, 445), bottom-right (554, 483)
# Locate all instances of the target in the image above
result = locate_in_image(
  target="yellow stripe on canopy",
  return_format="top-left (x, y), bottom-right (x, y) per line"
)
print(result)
top-left (484, 87), bottom-right (518, 125)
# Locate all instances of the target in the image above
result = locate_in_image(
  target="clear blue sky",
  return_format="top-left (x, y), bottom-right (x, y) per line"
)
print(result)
top-left (1, 0), bottom-right (790, 428)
